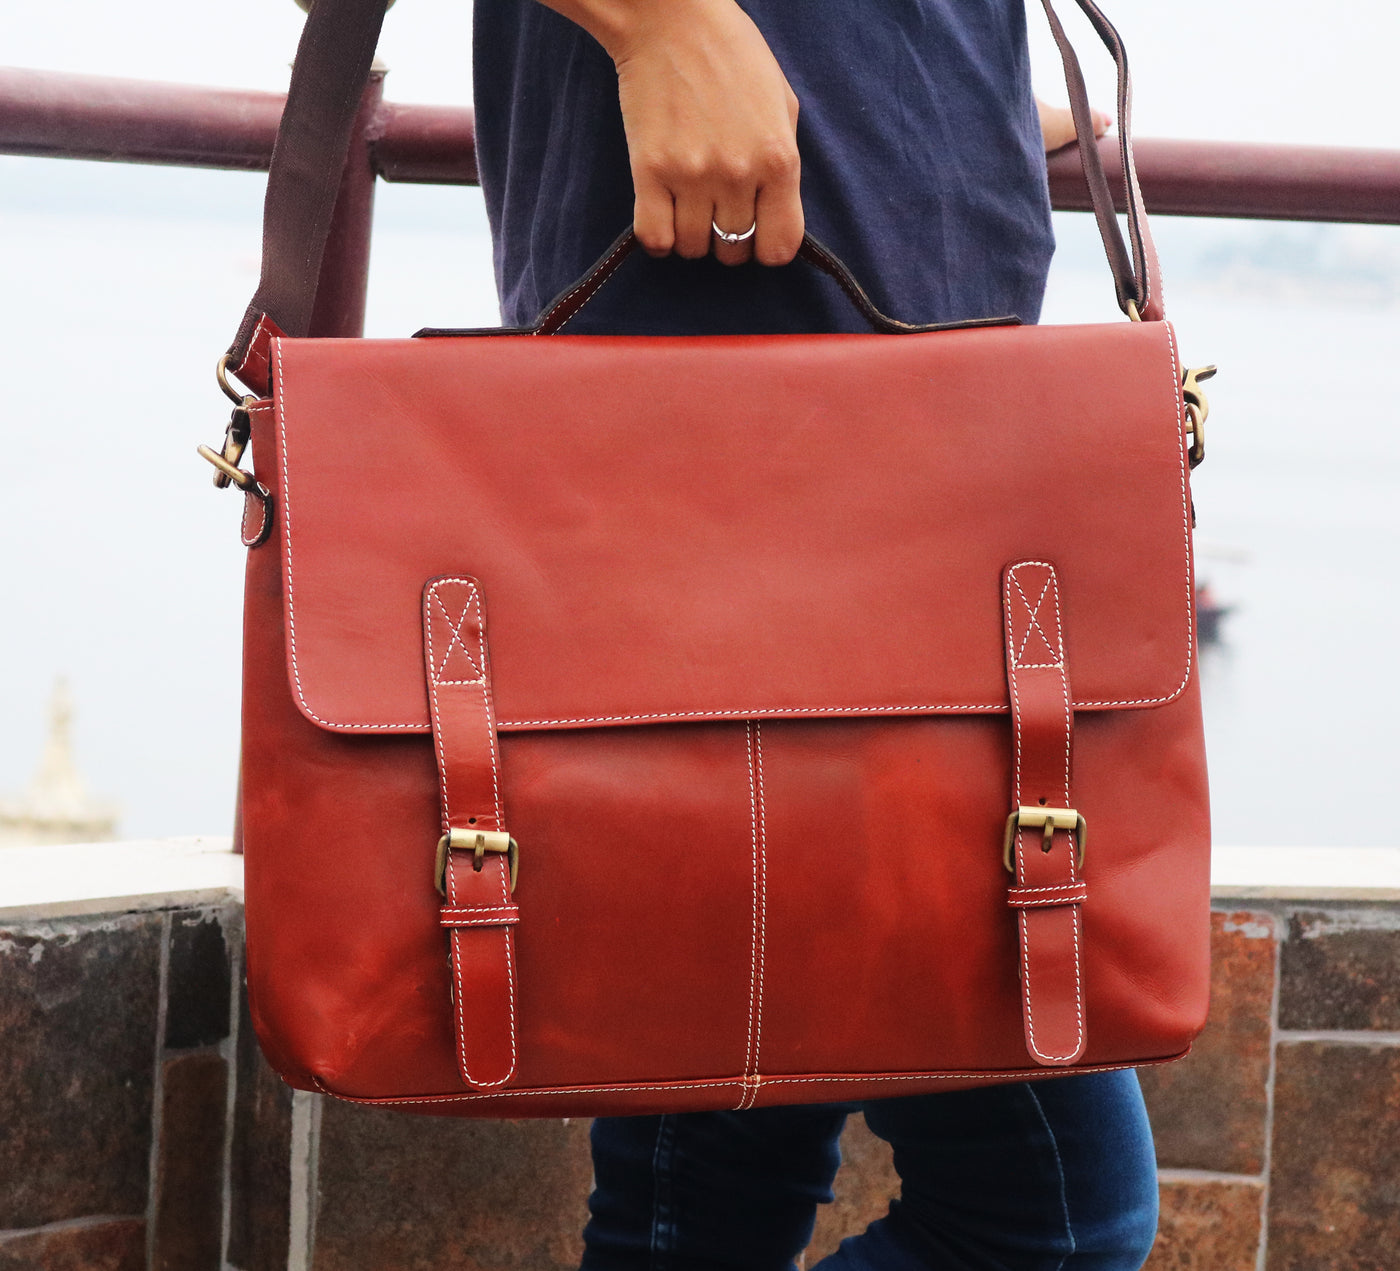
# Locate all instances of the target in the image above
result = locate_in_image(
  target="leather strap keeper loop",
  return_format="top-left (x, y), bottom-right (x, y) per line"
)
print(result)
top-left (1007, 883), bottom-right (1090, 909)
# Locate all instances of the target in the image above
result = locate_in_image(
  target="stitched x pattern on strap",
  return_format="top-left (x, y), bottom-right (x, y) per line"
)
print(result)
top-left (423, 577), bottom-right (519, 1090)
top-left (1009, 572), bottom-right (1064, 669)
top-left (1002, 561), bottom-right (1087, 1067)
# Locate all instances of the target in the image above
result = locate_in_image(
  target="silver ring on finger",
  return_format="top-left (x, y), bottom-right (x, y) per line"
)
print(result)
top-left (712, 219), bottom-right (757, 245)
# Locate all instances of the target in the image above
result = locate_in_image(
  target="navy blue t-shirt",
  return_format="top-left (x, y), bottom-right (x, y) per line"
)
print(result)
top-left (472, 0), bottom-right (1054, 334)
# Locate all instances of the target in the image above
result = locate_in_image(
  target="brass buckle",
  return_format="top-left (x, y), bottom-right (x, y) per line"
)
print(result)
top-left (435, 828), bottom-right (519, 896)
top-left (1002, 806), bottom-right (1086, 872)
top-left (1182, 364), bottom-right (1217, 469)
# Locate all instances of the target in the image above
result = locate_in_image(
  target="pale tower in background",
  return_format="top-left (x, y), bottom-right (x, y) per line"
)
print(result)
top-left (0, 679), bottom-right (120, 847)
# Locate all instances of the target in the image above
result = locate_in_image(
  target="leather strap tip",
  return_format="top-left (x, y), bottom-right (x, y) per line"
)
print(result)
top-left (1036, 1047), bottom-right (1086, 1069)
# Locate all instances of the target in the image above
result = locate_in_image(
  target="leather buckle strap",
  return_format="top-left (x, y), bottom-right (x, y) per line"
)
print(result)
top-left (1002, 561), bottom-right (1088, 1067)
top-left (423, 576), bottom-right (519, 1090)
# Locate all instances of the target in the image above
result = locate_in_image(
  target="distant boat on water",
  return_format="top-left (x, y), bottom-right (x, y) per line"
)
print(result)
top-left (1196, 583), bottom-right (1232, 645)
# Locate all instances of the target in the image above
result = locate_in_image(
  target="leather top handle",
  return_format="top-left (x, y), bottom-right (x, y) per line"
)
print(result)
top-left (227, 0), bottom-right (1160, 384)
top-left (521, 227), bottom-right (1019, 337)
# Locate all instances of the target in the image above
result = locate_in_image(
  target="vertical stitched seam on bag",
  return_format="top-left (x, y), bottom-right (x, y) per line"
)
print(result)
top-left (751, 721), bottom-right (768, 1107)
top-left (742, 724), bottom-right (759, 1096)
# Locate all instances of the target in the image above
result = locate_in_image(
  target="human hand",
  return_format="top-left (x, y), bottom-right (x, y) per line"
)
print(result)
top-left (551, 0), bottom-right (803, 265)
top-left (1036, 97), bottom-right (1112, 153)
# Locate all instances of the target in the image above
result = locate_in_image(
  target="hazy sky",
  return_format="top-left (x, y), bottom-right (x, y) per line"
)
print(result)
top-left (2, 1), bottom-right (1397, 843)
top-left (4, 0), bottom-right (1399, 149)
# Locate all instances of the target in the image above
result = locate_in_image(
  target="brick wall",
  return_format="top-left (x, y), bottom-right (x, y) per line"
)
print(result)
top-left (2, 896), bottom-right (1397, 1268)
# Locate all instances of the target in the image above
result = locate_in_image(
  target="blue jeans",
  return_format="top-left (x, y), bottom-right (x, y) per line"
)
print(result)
top-left (580, 1070), bottom-right (1158, 1271)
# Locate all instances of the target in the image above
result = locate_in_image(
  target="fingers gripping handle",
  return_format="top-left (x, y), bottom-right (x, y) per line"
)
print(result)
top-left (226, 0), bottom-right (1158, 381)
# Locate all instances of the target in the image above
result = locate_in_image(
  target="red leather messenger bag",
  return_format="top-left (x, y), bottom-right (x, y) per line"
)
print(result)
top-left (203, 0), bottom-right (1214, 1115)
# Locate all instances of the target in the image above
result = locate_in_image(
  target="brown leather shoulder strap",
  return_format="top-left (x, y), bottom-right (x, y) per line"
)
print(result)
top-left (227, 0), bottom-right (389, 371)
top-left (1037, 0), bottom-right (1161, 321)
top-left (227, 0), bottom-right (1158, 380)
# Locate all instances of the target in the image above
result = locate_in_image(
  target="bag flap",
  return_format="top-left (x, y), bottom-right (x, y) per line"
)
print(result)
top-left (266, 322), bottom-right (1194, 734)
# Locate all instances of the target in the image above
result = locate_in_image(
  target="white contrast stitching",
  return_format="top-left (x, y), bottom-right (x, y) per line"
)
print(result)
top-left (423, 591), bottom-right (455, 842)
top-left (1045, 569), bottom-right (1066, 666)
top-left (431, 591), bottom-right (484, 683)
top-left (1004, 572), bottom-right (1024, 814)
top-left (494, 852), bottom-right (521, 1081)
top-left (481, 680), bottom-right (504, 831)
top-left (1009, 894), bottom-right (1088, 909)
top-left (309, 1059), bottom-right (1161, 1109)
top-left (440, 916), bottom-right (520, 926)
top-left (1006, 562), bottom-right (1085, 1065)
top-left (741, 725), bottom-right (759, 1101)
top-left (425, 577), bottom-right (517, 1088)
top-left (501, 703), bottom-right (1002, 728)
top-left (548, 235), bottom-right (632, 334)
top-left (1020, 909), bottom-right (1079, 1063)
top-left (1012, 573), bottom-right (1057, 667)
top-left (440, 906), bottom-right (520, 924)
top-left (313, 1077), bottom-right (745, 1107)
top-left (274, 345), bottom-right (451, 734)
top-left (449, 858), bottom-right (519, 1088)
top-left (428, 580), bottom-right (504, 828)
top-left (239, 401), bottom-right (274, 547)
top-left (308, 677), bottom-right (1207, 731)
top-left (441, 916), bottom-right (521, 926)
top-left (240, 491), bottom-right (269, 548)
top-left (753, 722), bottom-right (767, 1099)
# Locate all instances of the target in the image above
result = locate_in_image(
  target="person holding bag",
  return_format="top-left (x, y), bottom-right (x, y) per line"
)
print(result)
top-left (470, 0), bottom-right (1159, 1265)
top-left (212, 0), bottom-right (1211, 1262)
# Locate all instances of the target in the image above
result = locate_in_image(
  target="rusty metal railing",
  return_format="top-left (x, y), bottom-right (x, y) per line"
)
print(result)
top-left (4, 64), bottom-right (1400, 337)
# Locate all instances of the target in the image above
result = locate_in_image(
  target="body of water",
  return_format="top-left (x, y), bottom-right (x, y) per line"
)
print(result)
top-left (1, 157), bottom-right (1396, 845)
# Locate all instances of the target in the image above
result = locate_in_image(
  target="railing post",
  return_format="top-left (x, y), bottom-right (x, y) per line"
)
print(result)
top-left (306, 69), bottom-right (385, 339)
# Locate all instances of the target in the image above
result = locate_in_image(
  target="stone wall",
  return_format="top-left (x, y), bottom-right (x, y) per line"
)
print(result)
top-left (0, 903), bottom-right (237, 1270)
top-left (2, 882), bottom-right (1397, 1268)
